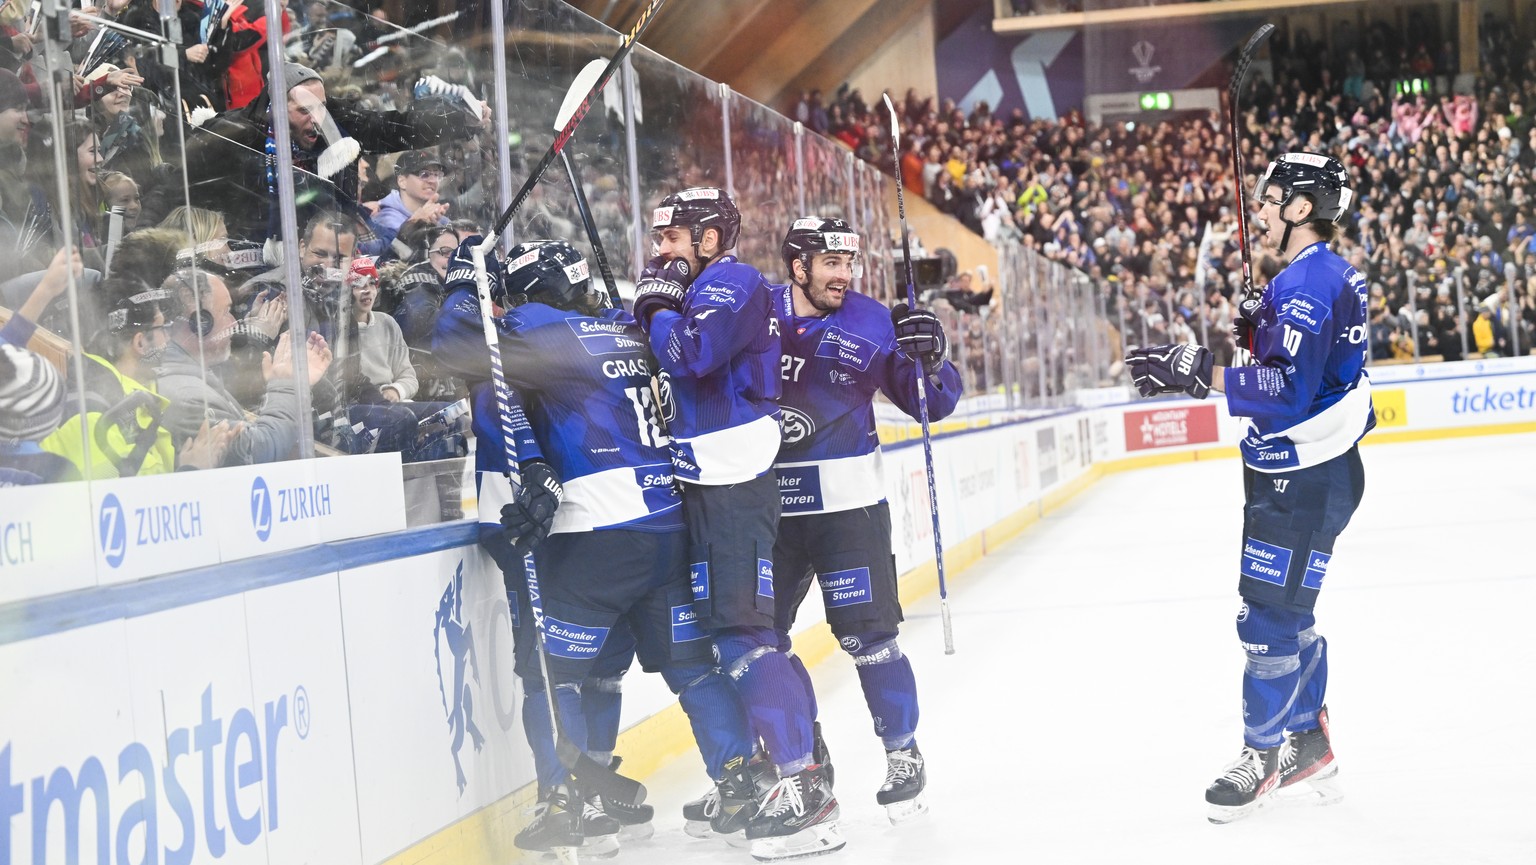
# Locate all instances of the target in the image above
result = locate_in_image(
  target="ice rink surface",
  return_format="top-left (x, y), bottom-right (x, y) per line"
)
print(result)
top-left (607, 432), bottom-right (1536, 865)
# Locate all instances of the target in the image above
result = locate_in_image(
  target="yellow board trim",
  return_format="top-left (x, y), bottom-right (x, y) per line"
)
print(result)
top-left (378, 419), bottom-right (1536, 865)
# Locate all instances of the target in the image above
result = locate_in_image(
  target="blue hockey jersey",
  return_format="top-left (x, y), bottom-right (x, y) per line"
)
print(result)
top-left (772, 284), bottom-right (963, 515)
top-left (646, 255), bottom-right (782, 485)
top-left (1222, 241), bottom-right (1375, 472)
top-left (435, 289), bottom-right (683, 534)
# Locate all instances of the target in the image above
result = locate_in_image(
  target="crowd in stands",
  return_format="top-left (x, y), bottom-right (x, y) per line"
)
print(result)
top-left (0, 0), bottom-right (491, 486)
top-left (809, 10), bottom-right (1536, 369)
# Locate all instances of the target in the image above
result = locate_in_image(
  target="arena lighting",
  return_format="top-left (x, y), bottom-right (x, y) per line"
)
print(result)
top-left (1139, 91), bottom-right (1173, 110)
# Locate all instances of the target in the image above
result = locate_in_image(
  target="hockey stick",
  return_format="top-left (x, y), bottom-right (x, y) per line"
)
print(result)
top-left (469, 247), bottom-right (647, 808)
top-left (882, 93), bottom-right (955, 656)
top-left (1227, 23), bottom-right (1274, 364)
top-left (555, 59), bottom-right (622, 307)
top-left (476, 0), bottom-right (666, 257)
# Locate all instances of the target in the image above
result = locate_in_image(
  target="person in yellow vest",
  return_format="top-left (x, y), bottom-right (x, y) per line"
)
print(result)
top-left (42, 284), bottom-right (235, 477)
top-left (1472, 308), bottom-right (1496, 355)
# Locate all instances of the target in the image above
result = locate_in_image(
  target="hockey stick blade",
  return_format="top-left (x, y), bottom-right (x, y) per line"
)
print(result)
top-left (558, 738), bottom-right (647, 806)
top-left (555, 59), bottom-right (622, 305)
top-left (1226, 22), bottom-right (1274, 365)
top-left (1229, 24), bottom-right (1275, 101)
top-left (480, 0), bottom-right (667, 251)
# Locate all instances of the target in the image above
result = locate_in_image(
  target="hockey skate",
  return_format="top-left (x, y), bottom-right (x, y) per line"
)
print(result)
top-left (746, 764), bottom-right (845, 862)
top-left (876, 744), bottom-right (928, 824)
top-left (1205, 744), bottom-right (1281, 824)
top-left (682, 752), bottom-right (773, 847)
top-left (515, 783), bottom-right (621, 859)
top-left (594, 758), bottom-right (655, 842)
top-left (812, 721), bottom-right (834, 788)
top-left (1277, 707), bottom-right (1343, 807)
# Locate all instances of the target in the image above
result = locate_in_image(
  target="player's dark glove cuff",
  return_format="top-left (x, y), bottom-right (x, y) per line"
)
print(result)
top-left (1232, 295), bottom-right (1262, 350)
top-left (891, 302), bottom-right (948, 377)
top-left (500, 459), bottom-right (563, 558)
top-left (1123, 343), bottom-right (1214, 399)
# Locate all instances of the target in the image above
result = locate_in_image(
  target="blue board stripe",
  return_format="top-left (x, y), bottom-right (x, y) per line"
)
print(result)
top-left (0, 520), bottom-right (480, 646)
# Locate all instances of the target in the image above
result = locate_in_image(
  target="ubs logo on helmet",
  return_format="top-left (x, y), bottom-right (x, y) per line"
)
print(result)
top-left (780, 407), bottom-right (815, 444)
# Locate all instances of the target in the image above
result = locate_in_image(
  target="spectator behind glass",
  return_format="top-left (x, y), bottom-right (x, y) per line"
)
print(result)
top-left (0, 68), bottom-right (55, 279)
top-left (100, 171), bottom-right (145, 234)
top-left (155, 267), bottom-right (333, 466)
top-left (0, 343), bottom-right (76, 484)
top-left (39, 283), bottom-right (235, 477)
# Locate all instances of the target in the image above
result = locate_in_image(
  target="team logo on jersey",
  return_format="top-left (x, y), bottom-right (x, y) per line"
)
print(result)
top-left (1236, 603), bottom-right (1249, 623)
top-left (780, 406), bottom-right (815, 444)
top-left (655, 371), bottom-right (677, 423)
top-left (828, 369), bottom-right (854, 386)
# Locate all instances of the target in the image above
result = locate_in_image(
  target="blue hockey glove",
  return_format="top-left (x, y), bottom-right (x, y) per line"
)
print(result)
top-left (500, 459), bottom-right (563, 558)
top-left (1124, 343), bottom-right (1214, 399)
top-left (632, 256), bottom-right (694, 330)
top-left (1232, 294), bottom-right (1262, 351)
top-left (891, 302), bottom-right (947, 376)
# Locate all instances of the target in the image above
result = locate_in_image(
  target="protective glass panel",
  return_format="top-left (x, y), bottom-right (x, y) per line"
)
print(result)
top-left (724, 90), bottom-right (797, 280)
top-left (629, 46), bottom-right (727, 263)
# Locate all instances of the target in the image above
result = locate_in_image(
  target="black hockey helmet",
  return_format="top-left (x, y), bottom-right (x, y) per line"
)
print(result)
top-left (781, 216), bottom-right (863, 280)
top-left (502, 240), bottom-right (606, 314)
top-left (1254, 152), bottom-right (1355, 224)
top-left (652, 187), bottom-right (741, 254)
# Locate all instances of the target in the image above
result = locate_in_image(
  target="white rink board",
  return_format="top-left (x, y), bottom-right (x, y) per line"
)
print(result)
top-left (3, 358), bottom-right (1533, 864)
top-left (340, 549), bottom-right (533, 865)
top-left (0, 480), bottom-right (95, 603)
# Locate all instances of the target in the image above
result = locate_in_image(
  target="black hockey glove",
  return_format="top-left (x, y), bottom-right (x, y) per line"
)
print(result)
top-left (500, 459), bottom-right (563, 558)
top-left (891, 302), bottom-right (948, 376)
top-left (444, 235), bottom-right (503, 305)
top-left (1123, 343), bottom-right (1214, 399)
top-left (633, 257), bottom-right (694, 331)
top-left (1232, 294), bottom-right (1262, 351)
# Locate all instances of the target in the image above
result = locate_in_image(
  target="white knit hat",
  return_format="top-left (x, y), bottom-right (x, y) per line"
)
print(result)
top-left (0, 344), bottom-right (65, 443)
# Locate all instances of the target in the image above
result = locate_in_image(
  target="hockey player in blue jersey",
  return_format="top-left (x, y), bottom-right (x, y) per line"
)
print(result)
top-left (632, 187), bottom-right (839, 860)
top-left (771, 216), bottom-right (962, 824)
top-left (433, 237), bottom-right (758, 855)
top-left (1124, 152), bottom-right (1373, 823)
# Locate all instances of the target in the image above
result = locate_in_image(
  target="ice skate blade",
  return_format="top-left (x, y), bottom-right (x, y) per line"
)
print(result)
top-left (1207, 794), bottom-right (1273, 824)
top-left (884, 793), bottom-right (929, 825)
top-left (750, 822), bottom-right (846, 862)
top-left (539, 833), bottom-right (618, 861)
top-left (618, 821), bottom-right (655, 843)
top-left (683, 819), bottom-right (749, 847)
top-left (1277, 771), bottom-right (1344, 807)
